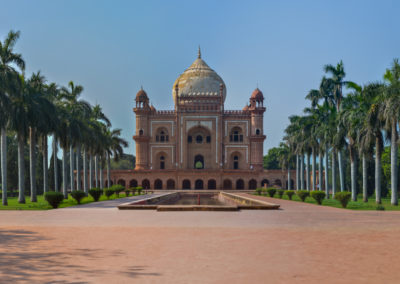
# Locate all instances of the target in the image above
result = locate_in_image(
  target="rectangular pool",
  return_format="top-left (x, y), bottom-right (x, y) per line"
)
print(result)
top-left (118, 192), bottom-right (280, 211)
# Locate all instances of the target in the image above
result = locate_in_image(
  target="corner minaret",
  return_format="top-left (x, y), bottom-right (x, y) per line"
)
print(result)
top-left (249, 88), bottom-right (266, 171)
top-left (133, 87), bottom-right (151, 170)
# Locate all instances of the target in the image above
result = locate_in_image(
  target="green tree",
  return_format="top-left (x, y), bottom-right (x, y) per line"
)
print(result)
top-left (0, 30), bottom-right (25, 205)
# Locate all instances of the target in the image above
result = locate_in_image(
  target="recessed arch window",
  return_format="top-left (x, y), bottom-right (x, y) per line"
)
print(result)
top-left (256, 129), bottom-right (261, 135)
top-left (233, 155), bottom-right (239, 169)
top-left (160, 156), bottom-right (165, 169)
top-left (188, 136), bottom-right (192, 143)
top-left (155, 128), bottom-right (169, 143)
top-left (196, 135), bottom-right (203, 144)
top-left (139, 129), bottom-right (143, 136)
top-left (230, 127), bottom-right (243, 142)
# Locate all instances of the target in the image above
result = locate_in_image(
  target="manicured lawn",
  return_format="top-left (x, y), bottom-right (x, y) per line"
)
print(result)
top-left (256, 193), bottom-right (400, 211)
top-left (0, 192), bottom-right (142, 210)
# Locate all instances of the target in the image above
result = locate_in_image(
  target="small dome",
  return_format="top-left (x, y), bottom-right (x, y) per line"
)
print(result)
top-left (150, 105), bottom-right (156, 111)
top-left (251, 88), bottom-right (264, 100)
top-left (136, 88), bottom-right (148, 101)
top-left (172, 48), bottom-right (226, 102)
top-left (243, 104), bottom-right (249, 111)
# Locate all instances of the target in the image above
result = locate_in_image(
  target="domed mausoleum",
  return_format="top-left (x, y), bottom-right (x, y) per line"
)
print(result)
top-left (106, 49), bottom-right (295, 190)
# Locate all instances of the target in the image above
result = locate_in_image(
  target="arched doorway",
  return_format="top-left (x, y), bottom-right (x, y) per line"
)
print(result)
top-left (195, 179), bottom-right (204, 190)
top-left (274, 179), bottom-right (282, 188)
top-left (208, 179), bottom-right (216, 190)
top-left (167, 179), bottom-right (175, 189)
top-left (142, 179), bottom-right (150, 189)
top-left (182, 179), bottom-right (191, 190)
top-left (194, 155), bottom-right (204, 169)
top-left (154, 179), bottom-right (163, 189)
top-left (249, 179), bottom-right (257, 190)
top-left (117, 179), bottom-right (126, 187)
top-left (223, 179), bottom-right (232, 190)
top-left (236, 179), bottom-right (244, 190)
top-left (129, 179), bottom-right (138, 188)
top-left (261, 179), bottom-right (269, 188)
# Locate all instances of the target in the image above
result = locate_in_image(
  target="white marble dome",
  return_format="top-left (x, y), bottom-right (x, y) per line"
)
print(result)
top-left (172, 48), bottom-right (226, 102)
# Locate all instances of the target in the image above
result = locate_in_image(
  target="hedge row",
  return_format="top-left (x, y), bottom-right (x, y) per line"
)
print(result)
top-left (255, 188), bottom-right (354, 208)
top-left (44, 185), bottom-right (145, 209)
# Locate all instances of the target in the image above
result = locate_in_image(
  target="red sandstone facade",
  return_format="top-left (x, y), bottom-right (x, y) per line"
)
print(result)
top-left (108, 50), bottom-right (297, 190)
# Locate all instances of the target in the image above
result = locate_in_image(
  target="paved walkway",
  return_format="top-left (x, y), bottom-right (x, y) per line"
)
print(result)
top-left (1, 194), bottom-right (399, 283)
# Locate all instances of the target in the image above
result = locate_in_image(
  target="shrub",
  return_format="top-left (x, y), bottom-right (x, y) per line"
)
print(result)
top-left (136, 186), bottom-right (143, 195)
top-left (89, 188), bottom-right (102, 202)
top-left (266, 188), bottom-right (276, 198)
top-left (285, 190), bottom-right (295, 200)
top-left (44, 192), bottom-right (65, 208)
top-left (130, 187), bottom-right (137, 195)
top-left (277, 189), bottom-right (284, 199)
top-left (310, 191), bottom-right (326, 205)
top-left (111, 184), bottom-right (125, 197)
top-left (376, 205), bottom-right (385, 211)
top-left (255, 188), bottom-right (263, 195)
top-left (71, 190), bottom-right (86, 204)
top-left (334, 192), bottom-right (351, 208)
top-left (104, 188), bottom-right (115, 199)
top-left (296, 190), bottom-right (310, 202)
top-left (124, 188), bottom-right (130, 197)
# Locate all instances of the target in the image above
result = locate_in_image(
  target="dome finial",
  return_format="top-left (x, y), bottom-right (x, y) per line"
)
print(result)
top-left (198, 45), bottom-right (201, 59)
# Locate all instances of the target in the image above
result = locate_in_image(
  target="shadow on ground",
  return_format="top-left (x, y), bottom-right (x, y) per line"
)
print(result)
top-left (0, 229), bottom-right (161, 283)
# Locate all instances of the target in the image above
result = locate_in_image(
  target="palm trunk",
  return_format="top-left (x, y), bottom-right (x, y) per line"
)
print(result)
top-left (17, 134), bottom-right (25, 204)
top-left (362, 154), bottom-right (368, 202)
top-left (375, 137), bottom-right (382, 204)
top-left (306, 152), bottom-right (310, 191)
top-left (89, 154), bottom-right (93, 188)
top-left (350, 145), bottom-right (357, 201)
top-left (76, 144), bottom-right (81, 191)
top-left (287, 164), bottom-right (291, 190)
top-left (300, 154), bottom-right (304, 189)
top-left (99, 156), bottom-right (104, 190)
top-left (390, 120), bottom-right (398, 205)
top-left (29, 128), bottom-right (37, 202)
top-left (332, 149), bottom-right (337, 198)
top-left (319, 149), bottom-right (323, 192)
top-left (107, 153), bottom-right (111, 188)
top-left (95, 154), bottom-right (99, 188)
top-left (43, 135), bottom-right (48, 194)
top-left (312, 147), bottom-right (316, 191)
top-left (338, 150), bottom-right (345, 192)
top-left (62, 147), bottom-right (68, 198)
top-left (53, 136), bottom-right (58, 191)
top-left (1, 128), bottom-right (7, 205)
top-left (70, 145), bottom-right (75, 192)
top-left (83, 147), bottom-right (88, 194)
top-left (296, 154), bottom-right (299, 190)
top-left (324, 145), bottom-right (329, 198)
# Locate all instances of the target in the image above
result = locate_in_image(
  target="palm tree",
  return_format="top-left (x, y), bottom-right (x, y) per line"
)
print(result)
top-left (61, 81), bottom-right (90, 193)
top-left (25, 72), bottom-right (57, 202)
top-left (381, 59), bottom-right (400, 205)
top-left (324, 61), bottom-right (355, 192)
top-left (356, 83), bottom-right (383, 202)
top-left (45, 82), bottom-right (61, 193)
top-left (306, 78), bottom-right (335, 196)
top-left (360, 100), bottom-right (385, 204)
top-left (0, 30), bottom-right (25, 205)
top-left (340, 91), bottom-right (361, 201)
top-left (277, 142), bottom-right (292, 190)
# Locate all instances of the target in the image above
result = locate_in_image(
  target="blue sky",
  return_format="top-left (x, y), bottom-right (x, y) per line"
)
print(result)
top-left (1, 0), bottom-right (399, 155)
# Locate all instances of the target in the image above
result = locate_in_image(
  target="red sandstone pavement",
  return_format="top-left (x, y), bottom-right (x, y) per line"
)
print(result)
top-left (1, 194), bottom-right (400, 284)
